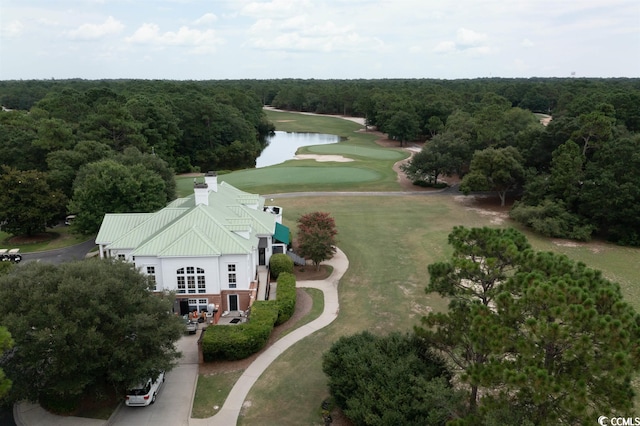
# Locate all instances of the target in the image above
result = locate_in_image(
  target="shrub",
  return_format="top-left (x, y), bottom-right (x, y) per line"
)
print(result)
top-left (269, 253), bottom-right (293, 279)
top-left (275, 272), bottom-right (296, 325)
top-left (322, 331), bottom-right (462, 425)
top-left (510, 200), bottom-right (595, 241)
top-left (201, 301), bottom-right (278, 361)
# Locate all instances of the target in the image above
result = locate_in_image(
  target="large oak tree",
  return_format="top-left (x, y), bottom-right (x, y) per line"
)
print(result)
top-left (0, 166), bottom-right (67, 236)
top-left (68, 159), bottom-right (167, 234)
top-left (460, 146), bottom-right (525, 206)
top-left (0, 259), bottom-right (183, 411)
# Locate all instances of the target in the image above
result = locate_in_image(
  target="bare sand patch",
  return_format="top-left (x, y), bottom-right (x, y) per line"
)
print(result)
top-left (538, 114), bottom-right (552, 126)
top-left (293, 154), bottom-right (354, 162)
top-left (466, 208), bottom-right (508, 225)
top-left (453, 195), bottom-right (509, 225)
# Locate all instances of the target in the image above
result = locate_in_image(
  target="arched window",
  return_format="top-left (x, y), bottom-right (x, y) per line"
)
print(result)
top-left (176, 267), bottom-right (206, 294)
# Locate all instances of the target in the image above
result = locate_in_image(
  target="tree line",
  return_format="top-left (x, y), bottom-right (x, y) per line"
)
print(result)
top-left (1, 78), bottom-right (639, 243)
top-left (0, 80), bottom-right (275, 235)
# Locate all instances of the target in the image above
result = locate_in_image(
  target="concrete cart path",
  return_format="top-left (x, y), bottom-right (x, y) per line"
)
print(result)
top-left (189, 247), bottom-right (348, 426)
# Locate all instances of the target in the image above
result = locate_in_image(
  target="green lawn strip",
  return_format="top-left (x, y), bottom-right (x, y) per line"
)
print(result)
top-left (238, 328), bottom-right (334, 426)
top-left (239, 195), bottom-right (640, 424)
top-left (263, 109), bottom-right (365, 137)
top-left (279, 287), bottom-right (323, 339)
top-left (192, 370), bottom-right (243, 418)
top-left (0, 227), bottom-right (93, 253)
top-left (192, 288), bottom-right (324, 419)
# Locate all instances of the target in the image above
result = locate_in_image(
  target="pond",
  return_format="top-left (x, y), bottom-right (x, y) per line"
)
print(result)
top-left (256, 131), bottom-right (340, 168)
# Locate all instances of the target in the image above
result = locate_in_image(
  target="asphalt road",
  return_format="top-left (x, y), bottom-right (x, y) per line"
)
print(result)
top-left (20, 238), bottom-right (97, 265)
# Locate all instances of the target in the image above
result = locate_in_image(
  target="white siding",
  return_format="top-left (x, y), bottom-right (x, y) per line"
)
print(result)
top-left (220, 254), bottom-right (251, 290)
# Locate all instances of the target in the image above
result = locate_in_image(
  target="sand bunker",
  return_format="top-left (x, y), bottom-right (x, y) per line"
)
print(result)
top-left (294, 154), bottom-right (354, 162)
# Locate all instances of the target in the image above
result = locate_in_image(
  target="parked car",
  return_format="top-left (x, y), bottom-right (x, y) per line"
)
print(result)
top-left (183, 316), bottom-right (198, 334)
top-left (125, 371), bottom-right (165, 406)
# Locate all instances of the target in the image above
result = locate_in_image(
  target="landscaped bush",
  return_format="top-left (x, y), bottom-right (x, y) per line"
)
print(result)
top-left (201, 301), bottom-right (278, 361)
top-left (275, 272), bottom-right (296, 325)
top-left (269, 253), bottom-right (293, 279)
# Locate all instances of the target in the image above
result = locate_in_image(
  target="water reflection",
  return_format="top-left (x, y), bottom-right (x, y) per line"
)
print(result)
top-left (256, 131), bottom-right (339, 168)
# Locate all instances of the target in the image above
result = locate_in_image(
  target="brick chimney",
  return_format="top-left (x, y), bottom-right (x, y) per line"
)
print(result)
top-left (204, 171), bottom-right (218, 192)
top-left (194, 182), bottom-right (209, 206)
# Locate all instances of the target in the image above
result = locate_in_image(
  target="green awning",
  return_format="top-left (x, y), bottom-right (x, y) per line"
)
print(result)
top-left (274, 222), bottom-right (290, 245)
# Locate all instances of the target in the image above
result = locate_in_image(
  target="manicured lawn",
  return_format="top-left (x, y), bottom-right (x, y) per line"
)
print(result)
top-left (176, 110), bottom-right (407, 196)
top-left (239, 195), bottom-right (640, 424)
top-left (192, 288), bottom-right (324, 419)
top-left (192, 370), bottom-right (243, 418)
top-left (233, 111), bottom-right (640, 424)
top-left (183, 111), bottom-right (640, 423)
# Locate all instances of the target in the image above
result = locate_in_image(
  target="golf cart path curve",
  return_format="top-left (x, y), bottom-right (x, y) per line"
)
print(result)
top-left (189, 247), bottom-right (348, 426)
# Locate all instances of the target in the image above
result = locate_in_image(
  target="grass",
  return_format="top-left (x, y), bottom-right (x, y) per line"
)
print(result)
top-left (226, 111), bottom-right (640, 424)
top-left (0, 226), bottom-right (92, 253)
top-left (279, 287), bottom-right (324, 338)
top-left (46, 110), bottom-right (636, 423)
top-left (175, 110), bottom-right (407, 197)
top-left (192, 288), bottom-right (324, 419)
top-left (192, 370), bottom-right (243, 418)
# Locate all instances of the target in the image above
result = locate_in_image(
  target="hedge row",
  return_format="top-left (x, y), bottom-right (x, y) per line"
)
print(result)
top-left (202, 273), bottom-right (299, 361)
top-left (269, 253), bottom-right (293, 279)
top-left (275, 272), bottom-right (296, 326)
top-left (202, 301), bottom-right (278, 361)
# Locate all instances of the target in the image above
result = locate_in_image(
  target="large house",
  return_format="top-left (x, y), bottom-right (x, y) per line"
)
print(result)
top-left (95, 172), bottom-right (289, 321)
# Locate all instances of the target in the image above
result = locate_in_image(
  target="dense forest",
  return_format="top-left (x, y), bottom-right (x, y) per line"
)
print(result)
top-left (1, 78), bottom-right (639, 243)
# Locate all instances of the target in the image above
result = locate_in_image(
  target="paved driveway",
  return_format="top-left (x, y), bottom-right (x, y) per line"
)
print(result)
top-left (110, 332), bottom-right (200, 426)
top-left (20, 239), bottom-right (97, 265)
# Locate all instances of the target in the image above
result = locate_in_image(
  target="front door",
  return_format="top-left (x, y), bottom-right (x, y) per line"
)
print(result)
top-left (229, 294), bottom-right (239, 311)
top-left (259, 248), bottom-right (266, 265)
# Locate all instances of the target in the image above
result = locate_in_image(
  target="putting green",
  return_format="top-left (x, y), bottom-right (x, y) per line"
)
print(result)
top-left (305, 144), bottom-right (405, 160)
top-left (220, 166), bottom-right (381, 187)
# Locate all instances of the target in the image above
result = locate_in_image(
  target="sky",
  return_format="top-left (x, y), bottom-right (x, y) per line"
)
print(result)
top-left (1, 0), bottom-right (639, 80)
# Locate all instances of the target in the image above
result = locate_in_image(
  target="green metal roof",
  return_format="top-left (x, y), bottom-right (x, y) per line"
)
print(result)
top-left (97, 181), bottom-right (276, 258)
top-left (95, 213), bottom-right (152, 245)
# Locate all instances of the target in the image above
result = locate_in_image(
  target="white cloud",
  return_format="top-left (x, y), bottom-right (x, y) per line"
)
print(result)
top-left (456, 28), bottom-right (487, 47)
top-left (433, 41), bottom-right (456, 54)
top-left (1, 20), bottom-right (24, 38)
top-left (193, 13), bottom-right (217, 26)
top-left (1, 0), bottom-right (637, 79)
top-left (245, 9), bottom-right (382, 54)
top-left (125, 23), bottom-right (223, 54)
top-left (241, 0), bottom-right (311, 18)
top-left (433, 27), bottom-right (492, 55)
top-left (66, 16), bottom-right (124, 40)
top-left (521, 38), bottom-right (534, 47)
